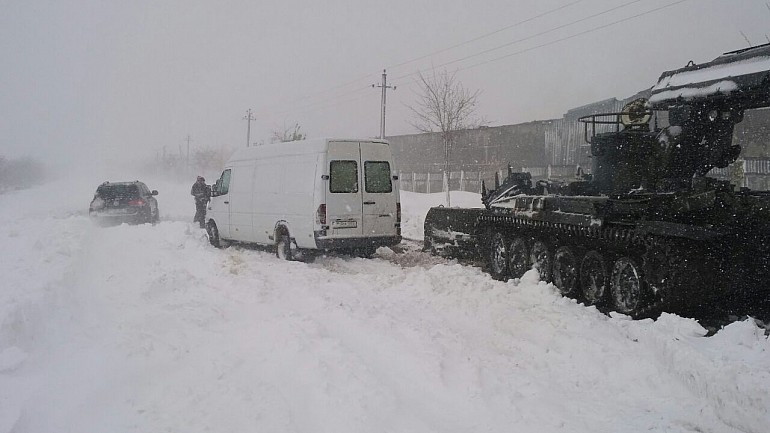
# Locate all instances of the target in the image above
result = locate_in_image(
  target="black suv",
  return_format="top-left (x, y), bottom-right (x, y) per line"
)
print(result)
top-left (89, 181), bottom-right (160, 225)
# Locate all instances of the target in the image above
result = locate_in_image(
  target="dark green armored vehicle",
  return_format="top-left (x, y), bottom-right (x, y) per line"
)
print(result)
top-left (425, 44), bottom-right (770, 319)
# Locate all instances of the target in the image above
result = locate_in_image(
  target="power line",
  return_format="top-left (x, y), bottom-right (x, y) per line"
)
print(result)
top-left (252, 84), bottom-right (373, 121)
top-left (393, 0), bottom-right (649, 82)
top-left (252, 73), bottom-right (380, 120)
top-left (253, 0), bottom-right (691, 124)
top-left (253, 91), bottom-right (375, 134)
top-left (260, 0), bottom-right (651, 120)
top-left (251, 1), bottom-right (586, 118)
top-left (454, 0), bottom-right (690, 74)
top-left (386, 0), bottom-right (586, 71)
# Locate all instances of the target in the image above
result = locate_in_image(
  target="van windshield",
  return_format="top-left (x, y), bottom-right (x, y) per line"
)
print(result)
top-left (330, 160), bottom-right (358, 193)
top-left (364, 161), bottom-right (392, 193)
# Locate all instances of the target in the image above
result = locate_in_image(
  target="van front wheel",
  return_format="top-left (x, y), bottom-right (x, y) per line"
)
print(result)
top-left (206, 221), bottom-right (221, 248)
top-left (276, 235), bottom-right (293, 261)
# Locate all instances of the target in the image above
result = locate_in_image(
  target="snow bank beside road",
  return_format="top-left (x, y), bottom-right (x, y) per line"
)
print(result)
top-left (1, 179), bottom-right (769, 432)
top-left (399, 190), bottom-right (483, 240)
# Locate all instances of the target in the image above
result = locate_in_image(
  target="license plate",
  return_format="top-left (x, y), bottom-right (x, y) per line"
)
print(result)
top-left (104, 208), bottom-right (131, 215)
top-left (332, 220), bottom-right (357, 229)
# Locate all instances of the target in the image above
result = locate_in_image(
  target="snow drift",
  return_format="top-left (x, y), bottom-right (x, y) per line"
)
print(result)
top-left (1, 177), bottom-right (768, 433)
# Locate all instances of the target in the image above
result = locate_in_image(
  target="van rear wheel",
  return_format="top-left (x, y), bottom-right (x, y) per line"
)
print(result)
top-left (276, 235), bottom-right (293, 261)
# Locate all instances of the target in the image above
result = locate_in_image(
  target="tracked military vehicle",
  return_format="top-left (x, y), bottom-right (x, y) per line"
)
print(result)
top-left (424, 44), bottom-right (770, 319)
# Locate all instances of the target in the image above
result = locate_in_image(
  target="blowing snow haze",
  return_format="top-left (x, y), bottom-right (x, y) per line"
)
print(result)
top-left (1, 0), bottom-right (768, 169)
top-left (3, 2), bottom-right (770, 431)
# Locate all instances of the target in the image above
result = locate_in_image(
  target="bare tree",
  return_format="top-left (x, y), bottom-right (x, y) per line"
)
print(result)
top-left (407, 69), bottom-right (484, 205)
top-left (271, 122), bottom-right (306, 143)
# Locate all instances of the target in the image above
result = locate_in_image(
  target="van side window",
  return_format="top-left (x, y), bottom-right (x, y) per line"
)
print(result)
top-left (364, 161), bottom-right (392, 193)
top-left (329, 160), bottom-right (358, 193)
top-left (218, 169), bottom-right (232, 195)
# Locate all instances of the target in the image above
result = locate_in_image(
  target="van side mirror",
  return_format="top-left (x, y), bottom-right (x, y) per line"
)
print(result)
top-left (211, 180), bottom-right (221, 197)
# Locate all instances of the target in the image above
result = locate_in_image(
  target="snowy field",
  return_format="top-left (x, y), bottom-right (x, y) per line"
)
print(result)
top-left (1, 174), bottom-right (769, 433)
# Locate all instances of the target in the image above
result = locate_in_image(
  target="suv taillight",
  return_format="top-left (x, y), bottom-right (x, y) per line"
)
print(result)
top-left (316, 204), bottom-right (327, 225)
top-left (128, 198), bottom-right (145, 206)
top-left (396, 203), bottom-right (401, 224)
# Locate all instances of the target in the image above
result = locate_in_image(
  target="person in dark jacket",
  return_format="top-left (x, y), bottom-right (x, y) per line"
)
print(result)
top-left (191, 176), bottom-right (211, 228)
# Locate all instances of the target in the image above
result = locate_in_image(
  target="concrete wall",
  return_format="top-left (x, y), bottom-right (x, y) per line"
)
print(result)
top-left (387, 120), bottom-right (550, 178)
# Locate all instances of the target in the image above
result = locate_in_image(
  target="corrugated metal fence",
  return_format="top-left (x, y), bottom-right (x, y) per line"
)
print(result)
top-left (398, 171), bottom-right (485, 194)
top-left (398, 166), bottom-right (583, 193)
top-left (398, 159), bottom-right (770, 193)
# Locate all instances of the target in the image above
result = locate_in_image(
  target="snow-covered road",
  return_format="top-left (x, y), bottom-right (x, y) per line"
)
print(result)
top-left (1, 177), bottom-right (769, 433)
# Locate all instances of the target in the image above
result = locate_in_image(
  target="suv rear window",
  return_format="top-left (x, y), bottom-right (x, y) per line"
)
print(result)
top-left (96, 184), bottom-right (140, 199)
top-left (330, 160), bottom-right (358, 193)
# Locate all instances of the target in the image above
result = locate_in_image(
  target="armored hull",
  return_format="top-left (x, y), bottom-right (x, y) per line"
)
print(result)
top-left (472, 177), bottom-right (770, 318)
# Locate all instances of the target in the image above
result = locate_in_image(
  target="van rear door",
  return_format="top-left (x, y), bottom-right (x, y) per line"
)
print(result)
top-left (326, 141), bottom-right (364, 237)
top-left (360, 142), bottom-right (398, 237)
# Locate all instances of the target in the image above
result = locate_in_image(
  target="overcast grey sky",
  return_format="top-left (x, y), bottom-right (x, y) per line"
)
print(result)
top-left (2, 0), bottom-right (769, 167)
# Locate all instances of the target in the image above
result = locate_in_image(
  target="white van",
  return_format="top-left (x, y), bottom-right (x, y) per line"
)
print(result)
top-left (206, 138), bottom-right (401, 259)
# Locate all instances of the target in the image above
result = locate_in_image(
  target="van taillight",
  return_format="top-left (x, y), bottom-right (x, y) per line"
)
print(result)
top-left (128, 199), bottom-right (145, 206)
top-left (316, 204), bottom-right (327, 225)
top-left (396, 203), bottom-right (401, 223)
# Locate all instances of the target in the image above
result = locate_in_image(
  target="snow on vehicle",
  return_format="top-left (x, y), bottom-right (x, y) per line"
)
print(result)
top-left (207, 138), bottom-right (401, 259)
top-left (425, 44), bottom-right (770, 319)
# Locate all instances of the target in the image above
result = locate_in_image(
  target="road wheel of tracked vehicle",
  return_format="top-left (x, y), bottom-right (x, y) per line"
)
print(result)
top-left (508, 237), bottom-right (530, 279)
top-left (610, 257), bottom-right (644, 316)
top-left (424, 232), bottom-right (433, 253)
top-left (580, 250), bottom-right (608, 306)
top-left (423, 227), bottom-right (438, 255)
top-left (530, 240), bottom-right (552, 282)
top-left (552, 247), bottom-right (578, 296)
top-left (206, 221), bottom-right (222, 248)
top-left (488, 232), bottom-right (509, 280)
top-left (276, 234), bottom-right (293, 261)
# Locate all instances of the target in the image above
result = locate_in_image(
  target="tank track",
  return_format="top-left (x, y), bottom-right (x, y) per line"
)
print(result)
top-left (477, 213), bottom-right (715, 318)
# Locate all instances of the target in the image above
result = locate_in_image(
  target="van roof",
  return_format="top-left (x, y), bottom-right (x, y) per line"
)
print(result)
top-left (228, 137), bottom-right (389, 162)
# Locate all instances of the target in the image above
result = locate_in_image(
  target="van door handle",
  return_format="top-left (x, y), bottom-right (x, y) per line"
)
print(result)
top-left (224, 201), bottom-right (229, 204)
top-left (363, 201), bottom-right (375, 205)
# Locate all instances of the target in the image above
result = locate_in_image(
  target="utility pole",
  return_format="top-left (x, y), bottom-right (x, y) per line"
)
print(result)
top-left (372, 69), bottom-right (396, 139)
top-left (185, 134), bottom-right (192, 172)
top-left (243, 108), bottom-right (256, 147)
